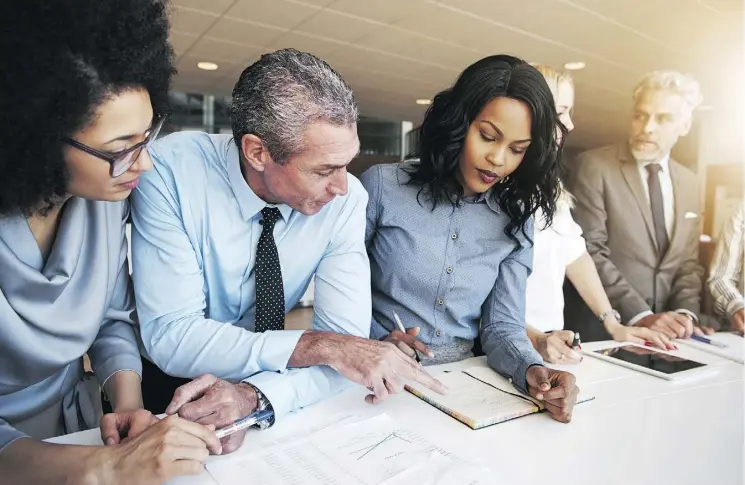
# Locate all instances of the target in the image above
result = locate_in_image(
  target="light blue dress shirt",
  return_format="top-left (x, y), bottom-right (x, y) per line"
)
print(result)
top-left (361, 162), bottom-right (544, 392)
top-left (130, 132), bottom-right (371, 420)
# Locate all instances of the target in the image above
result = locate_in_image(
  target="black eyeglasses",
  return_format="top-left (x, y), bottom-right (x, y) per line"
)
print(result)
top-left (63, 116), bottom-right (166, 177)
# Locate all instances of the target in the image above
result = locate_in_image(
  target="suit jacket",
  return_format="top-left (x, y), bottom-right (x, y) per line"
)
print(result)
top-left (564, 143), bottom-right (705, 339)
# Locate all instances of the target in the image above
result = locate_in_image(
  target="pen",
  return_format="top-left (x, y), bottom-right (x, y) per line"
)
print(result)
top-left (571, 332), bottom-right (582, 350)
top-left (690, 334), bottom-right (728, 348)
top-left (393, 310), bottom-right (421, 363)
top-left (215, 409), bottom-right (274, 439)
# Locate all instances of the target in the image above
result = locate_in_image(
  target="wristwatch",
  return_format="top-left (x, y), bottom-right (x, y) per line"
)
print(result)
top-left (598, 309), bottom-right (621, 324)
top-left (249, 384), bottom-right (275, 430)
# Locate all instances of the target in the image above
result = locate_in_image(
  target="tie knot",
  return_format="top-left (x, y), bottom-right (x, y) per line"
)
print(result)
top-left (260, 207), bottom-right (281, 226)
top-left (645, 163), bottom-right (663, 175)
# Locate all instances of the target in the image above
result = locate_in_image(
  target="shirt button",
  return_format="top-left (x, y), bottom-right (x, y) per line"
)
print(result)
top-left (437, 299), bottom-right (444, 305)
top-left (436, 330), bottom-right (442, 337)
top-left (451, 233), bottom-right (457, 239)
top-left (446, 267), bottom-right (453, 274)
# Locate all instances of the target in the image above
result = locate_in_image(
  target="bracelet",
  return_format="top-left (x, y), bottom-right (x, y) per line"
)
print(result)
top-left (598, 309), bottom-right (621, 324)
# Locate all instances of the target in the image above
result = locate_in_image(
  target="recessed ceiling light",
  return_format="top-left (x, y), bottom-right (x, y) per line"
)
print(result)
top-left (563, 61), bottom-right (586, 71)
top-left (698, 104), bottom-right (713, 111)
top-left (416, 99), bottom-right (431, 105)
top-left (197, 61), bottom-right (219, 71)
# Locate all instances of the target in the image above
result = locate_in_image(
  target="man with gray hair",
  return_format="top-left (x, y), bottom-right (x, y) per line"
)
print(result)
top-left (130, 49), bottom-right (445, 454)
top-left (565, 70), bottom-right (715, 342)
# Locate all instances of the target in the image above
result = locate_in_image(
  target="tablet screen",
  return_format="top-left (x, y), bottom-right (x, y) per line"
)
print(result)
top-left (592, 344), bottom-right (707, 374)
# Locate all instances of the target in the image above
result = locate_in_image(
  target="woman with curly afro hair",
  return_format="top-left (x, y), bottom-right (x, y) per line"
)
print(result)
top-left (0, 1), bottom-right (221, 483)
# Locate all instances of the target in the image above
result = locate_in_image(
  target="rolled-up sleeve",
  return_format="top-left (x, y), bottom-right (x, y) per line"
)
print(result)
top-left (88, 201), bottom-right (143, 389)
top-left (480, 221), bottom-right (544, 393)
top-left (0, 418), bottom-right (27, 454)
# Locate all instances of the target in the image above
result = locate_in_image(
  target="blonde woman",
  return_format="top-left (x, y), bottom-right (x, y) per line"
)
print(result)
top-left (525, 66), bottom-right (671, 363)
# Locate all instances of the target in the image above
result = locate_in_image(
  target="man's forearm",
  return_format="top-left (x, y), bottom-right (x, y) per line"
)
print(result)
top-left (286, 330), bottom-right (350, 369)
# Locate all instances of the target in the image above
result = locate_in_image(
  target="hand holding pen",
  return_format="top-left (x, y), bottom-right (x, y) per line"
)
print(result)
top-left (382, 311), bottom-right (434, 363)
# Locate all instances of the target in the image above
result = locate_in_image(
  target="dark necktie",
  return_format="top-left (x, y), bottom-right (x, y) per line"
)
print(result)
top-left (254, 207), bottom-right (285, 332)
top-left (645, 163), bottom-right (669, 257)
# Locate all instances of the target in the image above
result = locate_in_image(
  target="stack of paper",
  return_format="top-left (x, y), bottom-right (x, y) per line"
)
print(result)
top-left (205, 413), bottom-right (495, 485)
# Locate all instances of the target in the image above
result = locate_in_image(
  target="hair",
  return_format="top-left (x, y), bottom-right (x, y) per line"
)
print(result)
top-left (231, 48), bottom-right (358, 165)
top-left (632, 70), bottom-right (703, 118)
top-left (0, 0), bottom-right (174, 216)
top-left (533, 64), bottom-right (574, 102)
top-left (534, 64), bottom-right (575, 212)
top-left (406, 54), bottom-right (565, 245)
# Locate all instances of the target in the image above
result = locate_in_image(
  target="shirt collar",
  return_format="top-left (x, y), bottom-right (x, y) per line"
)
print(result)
top-left (225, 140), bottom-right (292, 222)
top-left (465, 187), bottom-right (501, 214)
top-left (637, 153), bottom-right (671, 173)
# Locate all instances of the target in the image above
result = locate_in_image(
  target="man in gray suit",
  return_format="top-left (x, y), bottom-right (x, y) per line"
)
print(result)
top-left (565, 70), bottom-right (714, 340)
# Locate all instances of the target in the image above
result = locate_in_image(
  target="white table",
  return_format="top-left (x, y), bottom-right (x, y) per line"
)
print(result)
top-left (51, 340), bottom-right (745, 485)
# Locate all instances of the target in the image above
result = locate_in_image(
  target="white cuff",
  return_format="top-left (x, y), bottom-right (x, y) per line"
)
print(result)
top-left (628, 310), bottom-right (653, 326)
top-left (675, 309), bottom-right (699, 323)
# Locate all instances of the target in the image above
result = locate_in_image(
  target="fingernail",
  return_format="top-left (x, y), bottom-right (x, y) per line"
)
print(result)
top-left (217, 446), bottom-right (223, 455)
top-left (536, 393), bottom-right (544, 400)
top-left (104, 437), bottom-right (115, 446)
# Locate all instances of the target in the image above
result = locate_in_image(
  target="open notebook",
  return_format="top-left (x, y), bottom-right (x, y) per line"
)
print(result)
top-left (406, 366), bottom-right (594, 430)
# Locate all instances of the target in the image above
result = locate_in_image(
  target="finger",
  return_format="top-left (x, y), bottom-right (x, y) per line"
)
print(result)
top-left (394, 332), bottom-right (434, 358)
top-left (692, 326), bottom-right (705, 337)
top-left (220, 429), bottom-right (248, 455)
top-left (525, 368), bottom-right (551, 400)
top-left (100, 414), bottom-right (123, 446)
top-left (168, 459), bottom-right (205, 478)
top-left (558, 346), bottom-right (582, 364)
top-left (369, 378), bottom-right (389, 404)
top-left (702, 326), bottom-right (715, 335)
top-left (556, 330), bottom-right (576, 347)
top-left (406, 327), bottom-right (420, 337)
top-left (384, 376), bottom-right (403, 394)
top-left (659, 320), bottom-right (680, 339)
top-left (665, 317), bottom-right (687, 339)
top-left (166, 374), bottom-right (218, 415)
top-left (394, 340), bottom-right (417, 358)
top-left (163, 443), bottom-right (210, 463)
top-left (404, 363), bottom-right (448, 395)
top-left (541, 384), bottom-right (568, 401)
top-left (163, 416), bottom-right (223, 455)
top-left (673, 314), bottom-right (694, 338)
top-left (128, 412), bottom-right (159, 440)
top-left (543, 400), bottom-right (572, 423)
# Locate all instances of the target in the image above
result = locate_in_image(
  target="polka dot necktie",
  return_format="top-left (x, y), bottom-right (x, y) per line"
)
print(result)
top-left (254, 207), bottom-right (285, 332)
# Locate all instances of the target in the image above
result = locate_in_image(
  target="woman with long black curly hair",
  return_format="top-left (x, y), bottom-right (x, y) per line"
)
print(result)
top-left (0, 1), bottom-right (220, 483)
top-left (360, 54), bottom-right (579, 422)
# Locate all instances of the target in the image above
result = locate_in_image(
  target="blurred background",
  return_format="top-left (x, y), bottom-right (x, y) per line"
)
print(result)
top-left (162, 0), bottom-right (743, 244)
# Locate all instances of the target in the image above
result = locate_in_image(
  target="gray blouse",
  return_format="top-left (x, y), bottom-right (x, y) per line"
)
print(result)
top-left (360, 162), bottom-right (543, 392)
top-left (0, 197), bottom-right (142, 452)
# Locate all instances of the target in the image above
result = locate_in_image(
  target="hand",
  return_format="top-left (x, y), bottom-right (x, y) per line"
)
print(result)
top-left (635, 312), bottom-right (694, 339)
top-left (534, 330), bottom-right (582, 364)
top-left (731, 309), bottom-right (745, 333)
top-left (166, 374), bottom-right (257, 454)
top-left (525, 366), bottom-right (579, 423)
top-left (100, 409), bottom-right (159, 446)
top-left (382, 327), bottom-right (434, 360)
top-left (692, 324), bottom-right (716, 337)
top-left (327, 334), bottom-right (448, 404)
top-left (606, 324), bottom-right (676, 351)
top-left (90, 415), bottom-right (221, 485)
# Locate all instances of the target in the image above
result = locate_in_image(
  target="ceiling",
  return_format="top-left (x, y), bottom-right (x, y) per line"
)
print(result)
top-left (168, 0), bottom-right (744, 158)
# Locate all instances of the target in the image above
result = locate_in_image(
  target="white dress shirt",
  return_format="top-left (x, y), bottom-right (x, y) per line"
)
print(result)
top-left (525, 201), bottom-right (587, 332)
top-left (629, 153), bottom-right (696, 325)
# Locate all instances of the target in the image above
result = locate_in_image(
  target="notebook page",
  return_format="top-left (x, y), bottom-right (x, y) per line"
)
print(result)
top-left (406, 370), bottom-right (538, 428)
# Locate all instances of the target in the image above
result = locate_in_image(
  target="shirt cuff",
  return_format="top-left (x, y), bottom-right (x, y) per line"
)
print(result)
top-left (675, 309), bottom-right (699, 323)
top-left (726, 300), bottom-right (745, 319)
top-left (0, 429), bottom-right (29, 455)
top-left (93, 355), bottom-right (143, 394)
top-left (100, 369), bottom-right (142, 402)
top-left (255, 330), bottom-right (305, 372)
top-left (628, 311), bottom-right (653, 326)
top-left (243, 371), bottom-right (297, 421)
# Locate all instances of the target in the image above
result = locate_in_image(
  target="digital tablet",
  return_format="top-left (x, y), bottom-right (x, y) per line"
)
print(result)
top-left (583, 342), bottom-right (713, 380)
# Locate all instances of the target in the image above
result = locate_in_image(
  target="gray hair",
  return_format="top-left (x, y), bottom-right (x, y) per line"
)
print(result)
top-left (230, 48), bottom-right (358, 164)
top-left (632, 70), bottom-right (703, 118)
